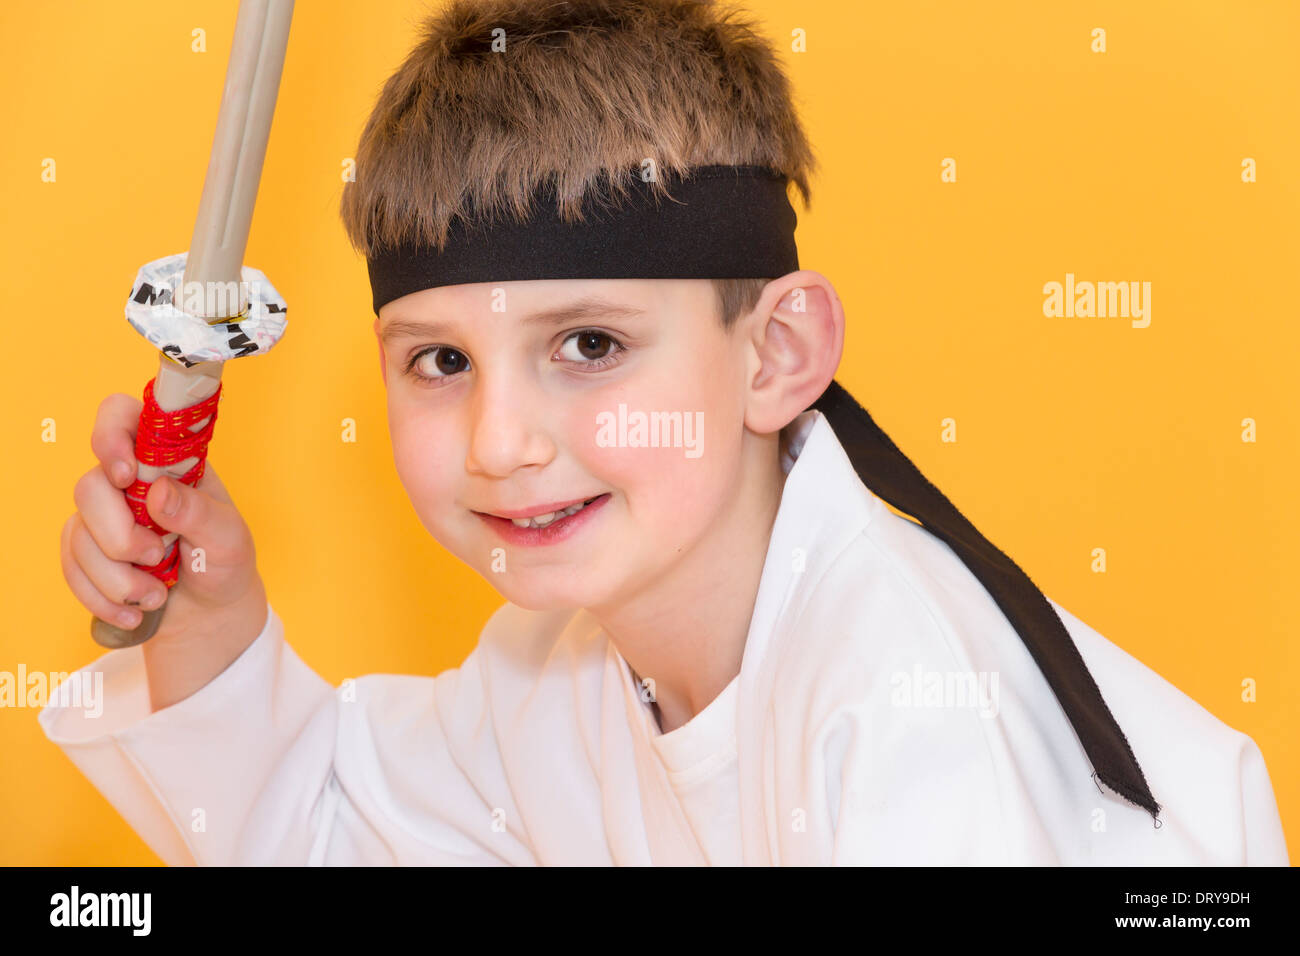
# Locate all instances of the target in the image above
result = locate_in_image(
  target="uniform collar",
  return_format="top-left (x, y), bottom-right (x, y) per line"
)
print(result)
top-left (736, 408), bottom-right (884, 681)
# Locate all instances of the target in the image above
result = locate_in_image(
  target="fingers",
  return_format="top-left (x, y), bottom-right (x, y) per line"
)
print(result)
top-left (90, 393), bottom-right (144, 490)
top-left (72, 466), bottom-right (166, 565)
top-left (62, 514), bottom-right (167, 629)
top-left (66, 511), bottom-right (168, 607)
top-left (144, 474), bottom-right (250, 565)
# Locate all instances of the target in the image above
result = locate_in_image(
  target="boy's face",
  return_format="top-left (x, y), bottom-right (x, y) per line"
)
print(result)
top-left (375, 277), bottom-right (759, 611)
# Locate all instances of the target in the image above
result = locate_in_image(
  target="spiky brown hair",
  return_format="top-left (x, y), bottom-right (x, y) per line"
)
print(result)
top-left (339, 0), bottom-right (817, 328)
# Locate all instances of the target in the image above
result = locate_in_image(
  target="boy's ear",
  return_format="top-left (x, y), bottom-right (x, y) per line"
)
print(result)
top-left (373, 317), bottom-right (388, 387)
top-left (745, 269), bottom-right (845, 436)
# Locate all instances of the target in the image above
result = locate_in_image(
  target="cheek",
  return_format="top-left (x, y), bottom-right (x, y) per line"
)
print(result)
top-left (388, 398), bottom-right (461, 519)
top-left (566, 353), bottom-right (742, 526)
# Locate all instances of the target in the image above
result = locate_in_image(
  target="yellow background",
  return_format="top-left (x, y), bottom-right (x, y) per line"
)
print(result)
top-left (1, 0), bottom-right (1294, 864)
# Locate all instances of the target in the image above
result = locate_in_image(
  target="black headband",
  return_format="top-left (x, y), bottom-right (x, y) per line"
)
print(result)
top-left (364, 164), bottom-right (1161, 824)
top-left (367, 165), bottom-right (799, 315)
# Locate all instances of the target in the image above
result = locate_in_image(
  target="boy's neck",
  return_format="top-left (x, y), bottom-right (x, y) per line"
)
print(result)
top-left (590, 426), bottom-right (789, 735)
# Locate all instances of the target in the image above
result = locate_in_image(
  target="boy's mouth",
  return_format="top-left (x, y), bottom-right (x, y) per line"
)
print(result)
top-left (476, 494), bottom-right (607, 529)
top-left (473, 493), bottom-right (612, 545)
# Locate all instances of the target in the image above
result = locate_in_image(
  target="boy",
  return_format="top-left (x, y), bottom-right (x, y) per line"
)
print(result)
top-left (47, 0), bottom-right (1288, 865)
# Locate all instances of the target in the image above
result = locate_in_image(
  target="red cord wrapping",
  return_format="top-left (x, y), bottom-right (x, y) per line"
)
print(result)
top-left (123, 376), bottom-right (223, 588)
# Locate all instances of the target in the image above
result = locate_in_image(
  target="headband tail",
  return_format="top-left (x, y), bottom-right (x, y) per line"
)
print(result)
top-left (809, 378), bottom-right (1161, 821)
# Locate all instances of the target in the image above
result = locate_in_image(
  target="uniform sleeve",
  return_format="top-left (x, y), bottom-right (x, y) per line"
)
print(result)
top-left (1049, 597), bottom-right (1292, 866)
top-left (38, 601), bottom-right (535, 866)
top-left (1237, 736), bottom-right (1290, 866)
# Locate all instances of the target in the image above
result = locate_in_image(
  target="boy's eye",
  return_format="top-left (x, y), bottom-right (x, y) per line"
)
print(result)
top-left (407, 347), bottom-right (469, 381)
top-left (404, 330), bottom-right (625, 386)
top-left (556, 330), bottom-right (619, 363)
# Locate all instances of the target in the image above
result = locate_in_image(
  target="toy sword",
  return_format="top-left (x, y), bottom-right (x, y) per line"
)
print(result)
top-left (91, 0), bottom-right (294, 649)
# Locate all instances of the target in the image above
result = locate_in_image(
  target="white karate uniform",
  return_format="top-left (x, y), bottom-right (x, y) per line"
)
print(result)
top-left (39, 409), bottom-right (1290, 865)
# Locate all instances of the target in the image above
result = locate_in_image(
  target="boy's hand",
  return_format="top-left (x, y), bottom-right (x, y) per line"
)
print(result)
top-left (61, 393), bottom-right (265, 644)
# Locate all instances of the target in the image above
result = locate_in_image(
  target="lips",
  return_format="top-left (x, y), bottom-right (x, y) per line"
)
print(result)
top-left (474, 493), bottom-right (611, 547)
top-left (477, 493), bottom-right (608, 520)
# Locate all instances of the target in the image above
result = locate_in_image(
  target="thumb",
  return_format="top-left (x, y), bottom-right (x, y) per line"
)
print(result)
top-left (145, 474), bottom-right (243, 554)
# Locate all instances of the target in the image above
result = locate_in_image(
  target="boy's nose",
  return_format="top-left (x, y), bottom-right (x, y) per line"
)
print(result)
top-left (463, 377), bottom-right (557, 477)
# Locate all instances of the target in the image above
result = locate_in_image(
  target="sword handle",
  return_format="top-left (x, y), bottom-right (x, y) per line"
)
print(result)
top-left (90, 358), bottom-right (224, 648)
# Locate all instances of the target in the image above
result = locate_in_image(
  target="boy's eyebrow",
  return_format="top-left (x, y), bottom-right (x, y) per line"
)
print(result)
top-left (379, 295), bottom-right (646, 343)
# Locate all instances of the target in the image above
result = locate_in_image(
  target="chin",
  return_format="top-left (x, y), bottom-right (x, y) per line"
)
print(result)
top-left (481, 571), bottom-right (568, 609)
top-left (489, 572), bottom-right (615, 613)
top-left (494, 585), bottom-right (582, 612)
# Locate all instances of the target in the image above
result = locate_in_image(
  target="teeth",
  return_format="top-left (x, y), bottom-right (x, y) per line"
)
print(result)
top-left (509, 498), bottom-right (593, 529)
